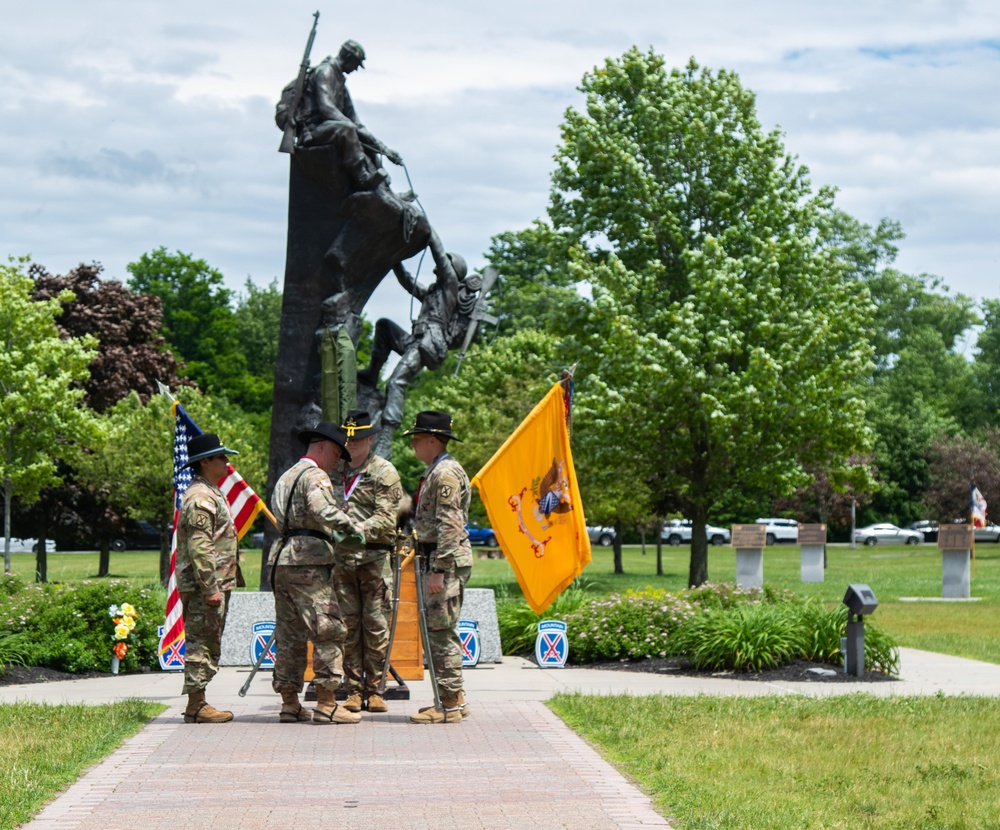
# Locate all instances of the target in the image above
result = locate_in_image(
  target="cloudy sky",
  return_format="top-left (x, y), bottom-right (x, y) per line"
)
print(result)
top-left (3, 1), bottom-right (999, 329)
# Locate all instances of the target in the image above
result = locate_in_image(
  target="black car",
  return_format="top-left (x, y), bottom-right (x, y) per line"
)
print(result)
top-left (909, 520), bottom-right (939, 543)
top-left (111, 520), bottom-right (162, 552)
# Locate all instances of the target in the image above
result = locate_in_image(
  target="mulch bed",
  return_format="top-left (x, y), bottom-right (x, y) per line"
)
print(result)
top-left (580, 656), bottom-right (897, 683)
top-left (0, 666), bottom-right (109, 686)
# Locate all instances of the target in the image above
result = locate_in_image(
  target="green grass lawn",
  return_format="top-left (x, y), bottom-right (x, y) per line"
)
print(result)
top-left (549, 692), bottom-right (1000, 830)
top-left (0, 698), bottom-right (165, 830)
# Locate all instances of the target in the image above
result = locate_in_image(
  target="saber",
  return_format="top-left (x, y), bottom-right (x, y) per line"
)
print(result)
top-left (238, 631), bottom-right (275, 697)
top-left (413, 555), bottom-right (443, 716)
top-left (377, 537), bottom-right (406, 695)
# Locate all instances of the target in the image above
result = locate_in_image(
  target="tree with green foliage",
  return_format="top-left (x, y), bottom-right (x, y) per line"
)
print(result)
top-left (0, 260), bottom-right (97, 576)
top-left (549, 50), bottom-right (875, 586)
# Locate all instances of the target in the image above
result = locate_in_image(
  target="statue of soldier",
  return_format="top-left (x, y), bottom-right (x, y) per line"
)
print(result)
top-left (333, 410), bottom-right (404, 713)
top-left (176, 433), bottom-right (242, 724)
top-left (358, 252), bottom-right (471, 455)
top-left (404, 411), bottom-right (473, 724)
top-left (269, 422), bottom-right (366, 724)
top-left (285, 39), bottom-right (403, 190)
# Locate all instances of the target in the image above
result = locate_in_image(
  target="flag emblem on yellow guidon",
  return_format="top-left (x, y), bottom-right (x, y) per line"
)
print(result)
top-left (472, 381), bottom-right (592, 614)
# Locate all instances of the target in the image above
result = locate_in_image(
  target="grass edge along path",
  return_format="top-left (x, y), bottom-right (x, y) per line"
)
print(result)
top-left (548, 692), bottom-right (1000, 830)
top-left (0, 698), bottom-right (166, 830)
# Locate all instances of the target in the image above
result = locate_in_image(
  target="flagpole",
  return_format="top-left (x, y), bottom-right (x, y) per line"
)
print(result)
top-left (156, 381), bottom-right (279, 528)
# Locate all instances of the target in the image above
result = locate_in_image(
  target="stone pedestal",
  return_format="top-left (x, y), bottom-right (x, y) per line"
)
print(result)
top-left (800, 544), bottom-right (825, 583)
top-left (942, 549), bottom-right (971, 599)
top-left (220, 592), bottom-right (276, 666)
top-left (461, 588), bottom-right (502, 663)
top-left (735, 548), bottom-right (763, 589)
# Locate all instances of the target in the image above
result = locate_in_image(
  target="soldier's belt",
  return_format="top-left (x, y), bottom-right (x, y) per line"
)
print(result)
top-left (283, 528), bottom-right (335, 545)
top-left (365, 543), bottom-right (393, 552)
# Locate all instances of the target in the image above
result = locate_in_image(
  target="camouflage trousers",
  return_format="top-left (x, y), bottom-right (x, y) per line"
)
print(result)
top-left (271, 564), bottom-right (347, 694)
top-left (421, 565), bottom-right (471, 697)
top-left (334, 554), bottom-right (392, 695)
top-left (180, 590), bottom-right (230, 695)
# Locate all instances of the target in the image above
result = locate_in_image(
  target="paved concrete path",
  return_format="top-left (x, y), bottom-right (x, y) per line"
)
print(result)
top-left (6, 648), bottom-right (1000, 830)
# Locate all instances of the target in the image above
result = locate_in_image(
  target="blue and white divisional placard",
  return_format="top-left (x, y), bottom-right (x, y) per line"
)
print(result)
top-left (535, 620), bottom-right (568, 668)
top-left (459, 619), bottom-right (481, 667)
top-left (251, 621), bottom-right (276, 669)
top-left (157, 625), bottom-right (185, 671)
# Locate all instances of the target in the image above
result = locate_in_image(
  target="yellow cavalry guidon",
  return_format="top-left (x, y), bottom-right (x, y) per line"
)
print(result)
top-left (472, 382), bottom-right (592, 614)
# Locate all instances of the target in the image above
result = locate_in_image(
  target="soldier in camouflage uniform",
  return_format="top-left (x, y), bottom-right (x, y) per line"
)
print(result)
top-left (269, 422), bottom-right (366, 725)
top-left (334, 410), bottom-right (403, 714)
top-left (176, 433), bottom-right (241, 724)
top-left (403, 411), bottom-right (473, 724)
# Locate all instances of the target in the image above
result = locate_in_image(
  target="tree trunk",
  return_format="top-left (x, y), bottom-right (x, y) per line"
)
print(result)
top-left (640, 528), bottom-right (646, 555)
top-left (3, 478), bottom-right (11, 574)
top-left (159, 527), bottom-right (171, 586)
top-left (612, 521), bottom-right (624, 574)
top-left (656, 518), bottom-right (664, 576)
top-left (35, 533), bottom-right (47, 583)
top-left (688, 506), bottom-right (709, 587)
top-left (98, 539), bottom-right (110, 578)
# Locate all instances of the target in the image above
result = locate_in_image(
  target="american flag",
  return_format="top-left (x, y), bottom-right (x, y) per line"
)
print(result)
top-left (159, 400), bottom-right (265, 656)
top-left (972, 481), bottom-right (988, 529)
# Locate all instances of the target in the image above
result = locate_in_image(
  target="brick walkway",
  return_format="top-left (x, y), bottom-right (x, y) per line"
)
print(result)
top-left (26, 698), bottom-right (670, 830)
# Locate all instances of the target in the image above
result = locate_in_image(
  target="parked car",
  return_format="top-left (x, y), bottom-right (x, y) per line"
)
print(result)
top-left (755, 518), bottom-right (799, 545)
top-left (854, 523), bottom-right (923, 546)
top-left (909, 520), bottom-right (939, 543)
top-left (975, 523), bottom-right (1000, 543)
top-left (0, 537), bottom-right (56, 553)
top-left (466, 522), bottom-right (498, 547)
top-left (110, 520), bottom-right (162, 552)
top-left (661, 520), bottom-right (731, 546)
top-left (587, 526), bottom-right (616, 547)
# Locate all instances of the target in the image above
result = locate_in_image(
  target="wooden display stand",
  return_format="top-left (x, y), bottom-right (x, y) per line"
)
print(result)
top-left (304, 559), bottom-right (423, 682)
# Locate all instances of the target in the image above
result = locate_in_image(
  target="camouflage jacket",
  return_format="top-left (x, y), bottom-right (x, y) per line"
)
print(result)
top-left (335, 453), bottom-right (403, 564)
top-left (413, 453), bottom-right (472, 571)
top-left (269, 458), bottom-right (359, 567)
top-left (176, 476), bottom-right (239, 596)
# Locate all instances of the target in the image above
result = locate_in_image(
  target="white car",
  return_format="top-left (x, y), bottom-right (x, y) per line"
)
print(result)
top-left (0, 537), bottom-right (56, 553)
top-left (661, 520), bottom-right (731, 546)
top-left (974, 523), bottom-right (1000, 543)
top-left (587, 526), bottom-right (616, 547)
top-left (755, 518), bottom-right (799, 545)
top-left (854, 523), bottom-right (923, 546)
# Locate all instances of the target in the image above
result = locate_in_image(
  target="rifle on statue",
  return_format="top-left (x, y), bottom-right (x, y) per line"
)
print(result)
top-left (278, 11), bottom-right (320, 154)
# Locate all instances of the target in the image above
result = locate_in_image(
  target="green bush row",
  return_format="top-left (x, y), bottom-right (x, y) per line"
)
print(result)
top-left (496, 581), bottom-right (899, 675)
top-left (0, 574), bottom-right (165, 674)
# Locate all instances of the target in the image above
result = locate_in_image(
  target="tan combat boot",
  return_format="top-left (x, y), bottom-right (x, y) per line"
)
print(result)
top-left (279, 689), bottom-right (311, 723)
top-left (184, 689), bottom-right (233, 724)
top-left (366, 693), bottom-right (388, 713)
top-left (313, 687), bottom-right (361, 724)
top-left (409, 694), bottom-right (463, 724)
top-left (418, 690), bottom-right (469, 719)
top-left (342, 691), bottom-right (363, 712)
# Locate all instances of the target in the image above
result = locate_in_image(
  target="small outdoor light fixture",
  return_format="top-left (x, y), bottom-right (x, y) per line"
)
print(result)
top-left (842, 583), bottom-right (878, 678)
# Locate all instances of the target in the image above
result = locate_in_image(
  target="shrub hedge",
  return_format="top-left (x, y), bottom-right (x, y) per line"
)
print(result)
top-left (497, 581), bottom-right (900, 675)
top-left (0, 574), bottom-right (164, 674)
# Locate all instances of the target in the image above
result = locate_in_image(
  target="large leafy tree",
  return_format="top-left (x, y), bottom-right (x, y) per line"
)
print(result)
top-left (922, 431), bottom-right (1000, 523)
top-left (30, 262), bottom-right (188, 412)
top-left (0, 260), bottom-right (97, 575)
top-left (549, 51), bottom-right (875, 586)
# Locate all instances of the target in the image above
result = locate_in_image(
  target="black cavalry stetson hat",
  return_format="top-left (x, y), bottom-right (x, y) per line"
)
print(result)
top-left (298, 421), bottom-right (352, 463)
top-left (341, 409), bottom-right (375, 439)
top-left (184, 433), bottom-right (239, 468)
top-left (402, 410), bottom-right (462, 442)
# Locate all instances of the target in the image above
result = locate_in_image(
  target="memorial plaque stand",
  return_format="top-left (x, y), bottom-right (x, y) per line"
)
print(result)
top-left (799, 523), bottom-right (827, 583)
top-left (732, 524), bottom-right (766, 589)
top-left (938, 524), bottom-right (972, 599)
